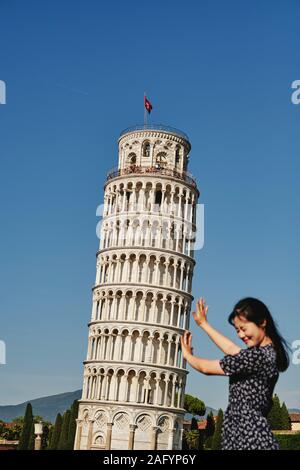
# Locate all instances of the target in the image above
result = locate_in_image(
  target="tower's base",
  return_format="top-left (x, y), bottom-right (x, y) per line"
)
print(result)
top-left (74, 400), bottom-right (184, 450)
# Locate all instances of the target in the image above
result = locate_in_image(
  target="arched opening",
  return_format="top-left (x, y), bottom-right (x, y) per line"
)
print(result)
top-left (128, 152), bottom-right (137, 164)
top-left (142, 141), bottom-right (150, 157)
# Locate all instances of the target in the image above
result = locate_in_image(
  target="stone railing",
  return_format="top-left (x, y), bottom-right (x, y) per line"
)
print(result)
top-left (106, 165), bottom-right (197, 187)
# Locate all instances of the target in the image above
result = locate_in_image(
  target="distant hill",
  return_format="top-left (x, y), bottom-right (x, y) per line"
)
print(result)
top-left (0, 390), bottom-right (218, 424)
top-left (2, 389), bottom-right (296, 425)
top-left (0, 390), bottom-right (82, 423)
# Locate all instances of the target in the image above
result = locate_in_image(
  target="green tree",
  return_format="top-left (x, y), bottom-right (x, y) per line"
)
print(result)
top-left (211, 409), bottom-right (223, 450)
top-left (267, 394), bottom-right (283, 430)
top-left (39, 421), bottom-right (52, 450)
top-left (190, 417), bottom-right (198, 430)
top-left (47, 426), bottom-right (53, 450)
top-left (184, 394), bottom-right (206, 418)
top-left (58, 410), bottom-right (71, 450)
top-left (0, 420), bottom-right (6, 437)
top-left (184, 394), bottom-right (206, 451)
top-left (49, 413), bottom-right (63, 450)
top-left (183, 430), bottom-right (199, 450)
top-left (18, 403), bottom-right (33, 450)
top-left (204, 411), bottom-right (215, 449)
top-left (28, 421), bottom-right (35, 450)
top-left (281, 402), bottom-right (291, 430)
top-left (67, 400), bottom-right (79, 450)
top-left (1, 418), bottom-right (23, 441)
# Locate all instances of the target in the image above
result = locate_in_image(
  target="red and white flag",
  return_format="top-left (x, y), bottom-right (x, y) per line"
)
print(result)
top-left (144, 95), bottom-right (153, 114)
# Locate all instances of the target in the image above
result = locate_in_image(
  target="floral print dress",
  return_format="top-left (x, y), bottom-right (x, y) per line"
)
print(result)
top-left (219, 344), bottom-right (279, 450)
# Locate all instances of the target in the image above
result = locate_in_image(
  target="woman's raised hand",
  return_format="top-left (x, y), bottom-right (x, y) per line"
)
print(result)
top-left (192, 297), bottom-right (209, 327)
top-left (180, 331), bottom-right (194, 359)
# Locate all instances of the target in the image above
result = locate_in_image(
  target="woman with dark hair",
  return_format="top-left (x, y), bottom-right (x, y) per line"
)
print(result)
top-left (180, 297), bottom-right (290, 450)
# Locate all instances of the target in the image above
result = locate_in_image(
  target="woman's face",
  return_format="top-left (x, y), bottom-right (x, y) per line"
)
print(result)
top-left (233, 314), bottom-right (267, 347)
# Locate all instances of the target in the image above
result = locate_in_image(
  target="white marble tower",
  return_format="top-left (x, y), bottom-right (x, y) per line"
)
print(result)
top-left (74, 124), bottom-right (199, 450)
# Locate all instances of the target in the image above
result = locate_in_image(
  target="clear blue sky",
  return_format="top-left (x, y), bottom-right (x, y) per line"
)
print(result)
top-left (1, 0), bottom-right (299, 410)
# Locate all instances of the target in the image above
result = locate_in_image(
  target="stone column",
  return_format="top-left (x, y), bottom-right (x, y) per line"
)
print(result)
top-left (87, 420), bottom-right (95, 449)
top-left (184, 193), bottom-right (189, 221)
top-left (168, 427), bottom-right (176, 450)
top-left (115, 256), bottom-right (121, 282)
top-left (174, 339), bottom-right (179, 368)
top-left (131, 375), bottom-right (139, 402)
top-left (150, 426), bottom-right (158, 450)
top-left (103, 194), bottom-right (108, 216)
top-left (150, 295), bottom-right (156, 323)
top-left (161, 296), bottom-right (166, 323)
top-left (180, 264), bottom-right (184, 290)
top-left (177, 380), bottom-right (182, 408)
top-left (122, 190), bottom-right (127, 212)
top-left (105, 422), bottom-right (113, 450)
top-left (157, 336), bottom-right (162, 364)
top-left (178, 428), bottom-right (184, 450)
top-left (95, 261), bottom-right (101, 285)
top-left (137, 334), bottom-right (143, 362)
top-left (177, 193), bottom-right (182, 218)
top-left (122, 255), bottom-right (130, 282)
top-left (171, 380), bottom-right (176, 407)
top-left (128, 295), bottom-right (135, 320)
top-left (161, 189), bottom-right (166, 213)
top-left (183, 304), bottom-right (188, 330)
top-left (119, 294), bottom-right (126, 320)
top-left (114, 191), bottom-right (118, 215)
top-left (167, 339), bottom-right (172, 365)
top-left (104, 295), bottom-right (109, 320)
top-left (136, 375), bottom-right (142, 403)
top-left (164, 261), bottom-right (169, 287)
top-left (182, 230), bottom-right (187, 255)
top-left (177, 300), bottom-right (183, 328)
top-left (155, 377), bottom-right (160, 405)
top-left (128, 424), bottom-right (137, 450)
top-left (141, 295), bottom-right (147, 321)
top-left (156, 222), bottom-right (162, 248)
top-left (146, 335), bottom-right (153, 362)
top-left (163, 378), bottom-right (169, 406)
top-left (185, 266), bottom-right (190, 292)
top-left (180, 378), bottom-right (186, 408)
top-left (74, 419), bottom-right (83, 450)
top-left (170, 190), bottom-right (175, 215)
top-left (125, 333), bottom-right (131, 361)
top-left (173, 263), bottom-right (178, 289)
top-left (95, 373), bottom-right (101, 399)
top-left (100, 374), bottom-right (107, 400)
top-left (154, 260), bottom-right (160, 284)
top-left (190, 195), bottom-right (195, 223)
top-left (115, 333), bottom-right (121, 361)
top-left (111, 373), bottom-right (118, 401)
top-left (170, 301), bottom-right (175, 326)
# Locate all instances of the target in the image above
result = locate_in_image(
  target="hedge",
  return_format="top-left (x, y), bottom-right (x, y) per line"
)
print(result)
top-left (274, 432), bottom-right (300, 450)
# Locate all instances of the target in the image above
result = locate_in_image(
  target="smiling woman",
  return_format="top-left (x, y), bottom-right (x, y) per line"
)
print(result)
top-left (180, 297), bottom-right (290, 450)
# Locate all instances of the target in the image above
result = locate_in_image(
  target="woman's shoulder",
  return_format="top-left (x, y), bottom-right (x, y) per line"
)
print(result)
top-left (219, 343), bottom-right (277, 376)
top-left (251, 343), bottom-right (278, 370)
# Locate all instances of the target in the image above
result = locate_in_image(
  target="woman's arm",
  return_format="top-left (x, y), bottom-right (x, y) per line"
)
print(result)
top-left (185, 352), bottom-right (225, 376)
top-left (200, 322), bottom-right (241, 355)
top-left (193, 298), bottom-right (241, 355)
top-left (180, 331), bottom-right (225, 376)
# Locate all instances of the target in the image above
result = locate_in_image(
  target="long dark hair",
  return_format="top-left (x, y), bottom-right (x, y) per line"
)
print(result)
top-left (228, 297), bottom-right (290, 372)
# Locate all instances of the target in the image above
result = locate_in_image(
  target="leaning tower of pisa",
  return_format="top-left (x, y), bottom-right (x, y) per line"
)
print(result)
top-left (74, 124), bottom-right (199, 450)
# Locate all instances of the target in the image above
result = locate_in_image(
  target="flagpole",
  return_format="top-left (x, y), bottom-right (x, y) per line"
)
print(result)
top-left (144, 91), bottom-right (147, 127)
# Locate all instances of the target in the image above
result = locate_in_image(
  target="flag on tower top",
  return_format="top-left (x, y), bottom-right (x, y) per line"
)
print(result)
top-left (144, 95), bottom-right (153, 114)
